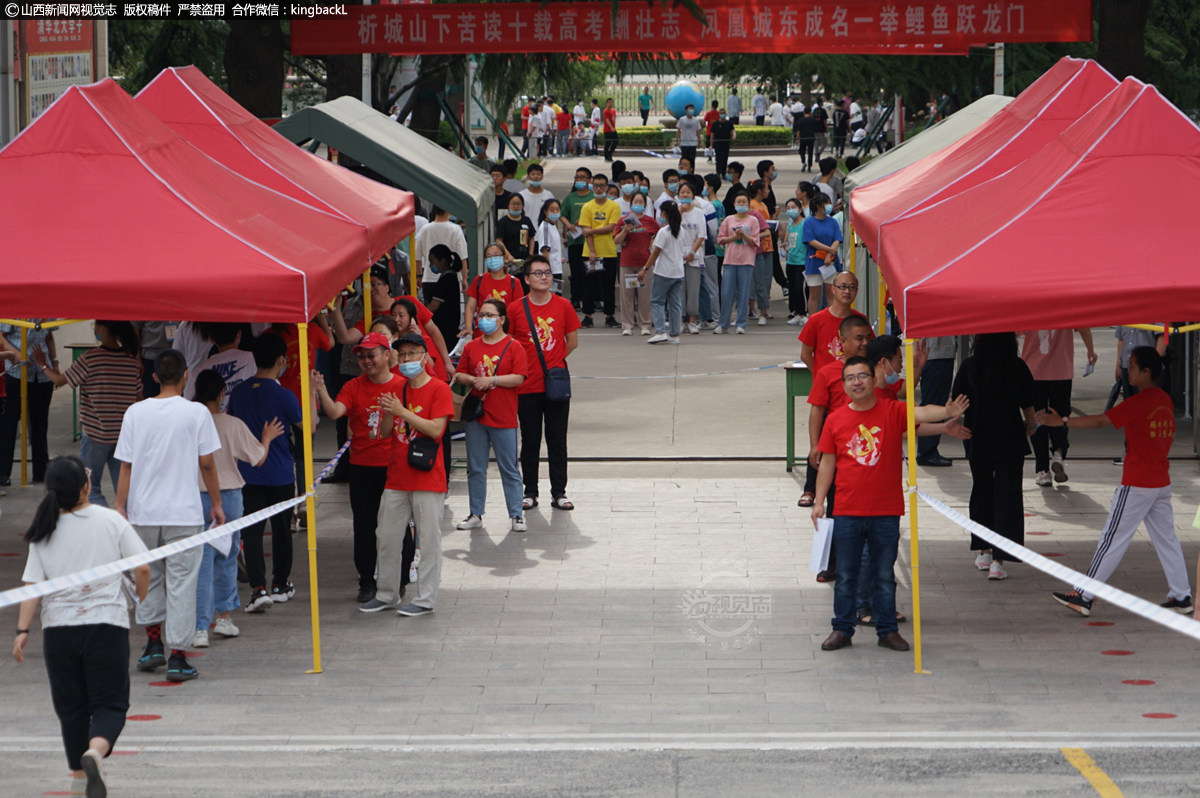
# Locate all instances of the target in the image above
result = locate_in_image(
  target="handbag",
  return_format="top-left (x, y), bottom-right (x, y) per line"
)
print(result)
top-left (403, 384), bottom-right (439, 472)
top-left (460, 339), bottom-right (514, 421)
top-left (522, 299), bottom-right (571, 402)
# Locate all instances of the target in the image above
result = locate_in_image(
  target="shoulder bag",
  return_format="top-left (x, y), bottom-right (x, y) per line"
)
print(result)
top-left (402, 383), bottom-right (440, 472)
top-left (522, 299), bottom-right (571, 402)
top-left (459, 339), bottom-right (513, 421)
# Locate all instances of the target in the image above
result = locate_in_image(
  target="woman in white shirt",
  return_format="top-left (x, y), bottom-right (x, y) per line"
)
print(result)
top-left (534, 199), bottom-right (564, 294)
top-left (639, 201), bottom-right (698, 345)
top-left (14, 456), bottom-right (151, 798)
top-left (673, 182), bottom-right (709, 335)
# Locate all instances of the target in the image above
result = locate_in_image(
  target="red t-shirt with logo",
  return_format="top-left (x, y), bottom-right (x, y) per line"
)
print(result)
top-left (798, 308), bottom-right (870, 374)
top-left (461, 335), bottom-right (529, 429)
top-left (818, 397), bottom-right (908, 516)
top-left (466, 273), bottom-right (527, 338)
top-left (385, 377), bottom-right (455, 493)
top-left (335, 373), bottom-right (404, 467)
top-left (506, 295), bottom-right (581, 395)
top-left (276, 323), bottom-right (331, 404)
top-left (1105, 386), bottom-right (1174, 488)
top-left (808, 359), bottom-right (849, 410)
top-left (618, 213), bottom-right (660, 268)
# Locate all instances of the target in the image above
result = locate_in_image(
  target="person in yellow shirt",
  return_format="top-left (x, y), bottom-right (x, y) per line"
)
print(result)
top-left (578, 173), bottom-right (622, 328)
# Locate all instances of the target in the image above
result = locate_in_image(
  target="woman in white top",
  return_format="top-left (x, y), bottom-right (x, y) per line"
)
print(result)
top-left (14, 455), bottom-right (151, 798)
top-left (673, 182), bottom-right (709, 335)
top-left (639, 201), bottom-right (696, 345)
top-left (534, 199), bottom-right (564, 294)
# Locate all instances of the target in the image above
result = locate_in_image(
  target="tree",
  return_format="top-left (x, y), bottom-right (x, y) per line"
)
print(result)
top-left (108, 20), bottom-right (228, 94)
top-left (225, 20), bottom-right (285, 118)
top-left (1097, 0), bottom-right (1151, 79)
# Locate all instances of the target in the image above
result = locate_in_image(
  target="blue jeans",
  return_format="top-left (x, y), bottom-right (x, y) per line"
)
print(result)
top-left (465, 421), bottom-right (524, 519)
top-left (650, 274), bottom-right (683, 336)
top-left (719, 264), bottom-right (754, 329)
top-left (197, 489), bottom-right (244, 631)
top-left (556, 130), bottom-right (569, 155)
top-left (753, 252), bottom-right (772, 311)
top-left (831, 515), bottom-right (900, 637)
top-left (917, 358), bottom-right (954, 458)
top-left (78, 433), bottom-right (119, 507)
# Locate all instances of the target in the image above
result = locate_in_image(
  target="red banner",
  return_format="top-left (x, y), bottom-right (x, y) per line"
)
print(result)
top-left (291, 0), bottom-right (1091, 56)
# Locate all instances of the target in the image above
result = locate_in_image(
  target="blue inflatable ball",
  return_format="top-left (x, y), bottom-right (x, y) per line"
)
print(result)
top-left (664, 80), bottom-right (705, 120)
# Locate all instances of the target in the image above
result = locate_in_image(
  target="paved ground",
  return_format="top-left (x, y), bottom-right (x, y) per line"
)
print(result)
top-left (3, 155), bottom-right (1200, 795)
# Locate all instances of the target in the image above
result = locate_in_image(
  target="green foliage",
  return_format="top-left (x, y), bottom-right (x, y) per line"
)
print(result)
top-left (595, 125), bottom-right (793, 148)
top-left (729, 126), bottom-right (793, 145)
top-left (437, 120), bottom-right (458, 150)
top-left (596, 127), bottom-right (675, 147)
top-left (108, 20), bottom-right (228, 94)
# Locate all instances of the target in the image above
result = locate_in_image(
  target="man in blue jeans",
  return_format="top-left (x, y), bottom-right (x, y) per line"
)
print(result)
top-left (812, 356), bottom-right (967, 652)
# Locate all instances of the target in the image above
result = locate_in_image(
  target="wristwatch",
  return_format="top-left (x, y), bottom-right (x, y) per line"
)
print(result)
top-left (16, 629), bottom-right (29, 635)
top-left (1063, 416), bottom-right (1070, 428)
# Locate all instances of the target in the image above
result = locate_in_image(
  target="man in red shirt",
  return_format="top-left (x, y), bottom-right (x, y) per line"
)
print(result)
top-left (702, 101), bottom-right (721, 162)
top-left (555, 107), bottom-right (572, 156)
top-left (520, 101), bottom-right (532, 157)
top-left (602, 97), bottom-right (619, 162)
top-left (508, 255), bottom-right (581, 511)
top-left (1040, 347), bottom-right (1193, 616)
top-left (312, 332), bottom-right (403, 603)
top-left (813, 356), bottom-right (967, 653)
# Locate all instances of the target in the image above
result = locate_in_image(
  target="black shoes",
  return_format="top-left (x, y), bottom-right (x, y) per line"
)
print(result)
top-left (581, 316), bottom-right (594, 328)
top-left (1053, 591), bottom-right (1093, 616)
top-left (1161, 596), bottom-right (1194, 614)
top-left (877, 632), bottom-right (910, 651)
top-left (356, 585), bottom-right (376, 603)
top-left (821, 631), bottom-right (852, 651)
top-left (916, 454), bottom-right (953, 467)
top-left (136, 640), bottom-right (165, 672)
top-left (166, 652), bottom-right (198, 682)
top-left (604, 316), bottom-right (621, 328)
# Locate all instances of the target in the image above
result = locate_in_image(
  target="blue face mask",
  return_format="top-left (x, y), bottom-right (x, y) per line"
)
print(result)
top-left (667, 182), bottom-right (679, 193)
top-left (575, 180), bottom-right (589, 191)
top-left (485, 256), bottom-right (504, 272)
top-left (508, 208), bottom-right (522, 217)
top-left (679, 197), bottom-right (693, 207)
top-left (724, 173), bottom-right (733, 182)
top-left (640, 185), bottom-right (649, 194)
top-left (719, 113), bottom-right (727, 120)
top-left (631, 204), bottom-right (645, 214)
top-left (771, 169), bottom-right (778, 180)
top-left (474, 146), bottom-right (484, 155)
top-left (678, 169), bottom-right (689, 176)
top-left (477, 317), bottom-right (500, 335)
top-left (702, 187), bottom-right (709, 197)
top-left (529, 179), bottom-right (542, 187)
top-left (428, 261), bottom-right (441, 275)
top-left (621, 184), bottom-right (635, 196)
top-left (397, 359), bottom-right (424, 379)
top-left (825, 204), bottom-right (834, 215)
top-left (885, 363), bottom-right (903, 386)
top-left (734, 204), bottom-right (749, 214)
top-left (548, 212), bottom-right (561, 222)
top-left (786, 207), bottom-right (800, 219)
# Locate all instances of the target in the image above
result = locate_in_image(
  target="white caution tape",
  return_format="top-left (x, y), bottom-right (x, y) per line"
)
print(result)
top-left (0, 439), bottom-right (353, 611)
top-left (919, 491), bottom-right (1200, 642)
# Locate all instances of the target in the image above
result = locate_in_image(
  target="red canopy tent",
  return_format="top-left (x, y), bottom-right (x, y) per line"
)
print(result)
top-left (852, 57), bottom-right (1119, 258)
top-left (876, 77), bottom-right (1200, 338)
top-left (0, 79), bottom-right (378, 323)
top-left (135, 66), bottom-right (413, 266)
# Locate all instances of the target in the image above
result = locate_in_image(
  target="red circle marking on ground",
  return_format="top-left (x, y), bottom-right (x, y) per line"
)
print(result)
top-left (1042, 553), bottom-right (1066, 557)
top-left (1123, 679), bottom-right (1156, 685)
top-left (0, 552), bottom-right (22, 557)
top-left (1023, 512), bottom-right (1037, 517)
top-left (1085, 621), bottom-right (1115, 627)
top-left (126, 714), bottom-right (162, 721)
top-left (1102, 650), bottom-right (1134, 656)
top-left (148, 681), bottom-right (181, 687)
top-left (184, 651), bottom-right (206, 657)
top-left (111, 750), bottom-right (140, 755)
top-left (1027, 531), bottom-right (1050, 536)
top-left (1143, 713), bottom-right (1177, 719)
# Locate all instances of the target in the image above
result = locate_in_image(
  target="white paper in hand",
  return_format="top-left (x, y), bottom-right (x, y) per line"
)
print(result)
top-left (206, 522), bottom-right (235, 556)
top-left (819, 264), bottom-right (837, 280)
top-left (809, 518), bottom-right (834, 573)
top-left (1083, 362), bottom-right (1095, 377)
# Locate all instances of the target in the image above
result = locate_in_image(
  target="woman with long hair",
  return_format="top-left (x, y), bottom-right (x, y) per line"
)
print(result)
top-left (424, 244), bottom-right (464, 347)
top-left (638, 200), bottom-right (687, 344)
top-left (13, 456), bottom-right (152, 798)
top-left (952, 333), bottom-right (1038, 580)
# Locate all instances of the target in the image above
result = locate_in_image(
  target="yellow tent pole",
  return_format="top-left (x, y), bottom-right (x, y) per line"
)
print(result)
top-left (0, 318), bottom-right (85, 330)
top-left (19, 327), bottom-right (27, 488)
top-left (298, 323), bottom-right (323, 675)
top-left (408, 231), bottom-right (418, 297)
top-left (363, 269), bottom-right (372, 327)
top-left (847, 226), bottom-right (857, 276)
top-left (904, 339), bottom-right (929, 674)
top-left (877, 276), bottom-right (887, 337)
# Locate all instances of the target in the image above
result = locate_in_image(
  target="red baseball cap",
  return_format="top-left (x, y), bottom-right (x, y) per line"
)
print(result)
top-left (352, 332), bottom-right (391, 353)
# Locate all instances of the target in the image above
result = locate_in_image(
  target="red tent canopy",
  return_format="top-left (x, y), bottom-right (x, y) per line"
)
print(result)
top-left (136, 66), bottom-right (413, 265)
top-left (0, 79), bottom-right (373, 322)
top-left (852, 57), bottom-right (1119, 258)
top-left (877, 78), bottom-right (1200, 338)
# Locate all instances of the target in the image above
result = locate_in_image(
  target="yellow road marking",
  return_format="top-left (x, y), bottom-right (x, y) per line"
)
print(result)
top-left (1062, 748), bottom-right (1125, 797)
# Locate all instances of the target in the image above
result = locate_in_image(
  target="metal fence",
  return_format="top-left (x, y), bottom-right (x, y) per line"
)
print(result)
top-left (599, 81), bottom-right (761, 119)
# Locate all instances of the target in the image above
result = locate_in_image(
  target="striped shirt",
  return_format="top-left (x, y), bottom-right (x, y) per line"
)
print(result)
top-left (63, 347), bottom-right (143, 445)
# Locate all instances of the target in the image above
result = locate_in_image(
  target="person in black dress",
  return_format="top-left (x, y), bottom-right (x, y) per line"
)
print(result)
top-left (951, 333), bottom-right (1037, 580)
top-left (424, 244), bottom-right (462, 349)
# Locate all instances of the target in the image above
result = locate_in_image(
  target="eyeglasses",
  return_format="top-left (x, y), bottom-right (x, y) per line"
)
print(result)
top-left (832, 284), bottom-right (859, 292)
top-left (396, 352), bottom-right (424, 362)
top-left (529, 270), bottom-right (553, 278)
top-left (843, 373), bottom-right (872, 383)
top-left (477, 313), bottom-right (501, 319)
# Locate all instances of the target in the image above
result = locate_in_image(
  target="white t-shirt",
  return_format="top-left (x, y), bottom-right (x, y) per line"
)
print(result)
top-left (174, 321), bottom-right (213, 376)
top-left (678, 206), bottom-right (708, 266)
top-left (849, 102), bottom-right (863, 124)
top-left (676, 115), bottom-right (702, 146)
top-left (201, 412), bottom-right (265, 492)
top-left (539, 105), bottom-right (555, 131)
top-left (416, 220), bottom-right (469, 284)
top-left (534, 220), bottom-right (563, 276)
top-left (590, 106), bottom-right (601, 127)
top-left (22, 505), bottom-right (149, 629)
top-left (573, 103), bottom-right (587, 123)
top-left (184, 348), bottom-right (257, 410)
top-left (527, 114), bottom-right (545, 138)
top-left (650, 226), bottom-right (689, 279)
top-left (768, 103), bottom-right (786, 126)
top-left (115, 395), bottom-right (222, 527)
top-left (752, 94), bottom-right (767, 116)
top-left (654, 190), bottom-right (678, 218)
top-left (520, 188), bottom-right (556, 225)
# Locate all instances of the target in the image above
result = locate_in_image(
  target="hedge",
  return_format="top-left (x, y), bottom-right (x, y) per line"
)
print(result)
top-left (595, 124), bottom-right (793, 148)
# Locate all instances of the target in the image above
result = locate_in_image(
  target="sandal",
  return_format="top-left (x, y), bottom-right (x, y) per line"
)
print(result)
top-left (815, 570), bottom-right (835, 583)
top-left (797, 492), bottom-right (816, 508)
top-left (522, 496), bottom-right (538, 510)
top-left (551, 497), bottom-right (575, 511)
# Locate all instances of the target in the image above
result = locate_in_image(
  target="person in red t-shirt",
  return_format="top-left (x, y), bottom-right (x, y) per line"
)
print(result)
top-left (813, 356), bottom-right (967, 653)
top-left (273, 318), bottom-right (333, 504)
top-left (1039, 347), bottom-right (1193, 617)
top-left (507, 256), bottom-right (581, 511)
top-left (702, 100), bottom-right (721, 162)
top-left (602, 98), bottom-right (619, 162)
top-left (520, 102), bottom-right (532, 157)
top-left (359, 333), bottom-right (455, 617)
top-left (454, 298), bottom-right (528, 533)
top-left (312, 332), bottom-right (404, 603)
top-left (555, 108), bottom-right (572, 156)
top-left (612, 197), bottom-right (659, 334)
top-left (464, 244), bottom-right (527, 339)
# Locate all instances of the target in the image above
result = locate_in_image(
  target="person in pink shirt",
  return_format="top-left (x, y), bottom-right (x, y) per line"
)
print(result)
top-left (1021, 329), bottom-right (1097, 487)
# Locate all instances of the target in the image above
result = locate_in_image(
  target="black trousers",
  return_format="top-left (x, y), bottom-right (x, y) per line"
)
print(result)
top-left (714, 143), bottom-right (731, 176)
top-left (0, 376), bottom-right (53, 480)
top-left (140, 357), bottom-right (160, 398)
top-left (583, 257), bottom-right (619, 317)
top-left (680, 145), bottom-right (697, 165)
top-left (967, 454), bottom-right (1025, 562)
top-left (916, 358), bottom-right (954, 458)
top-left (241, 483), bottom-right (296, 589)
top-left (43, 624), bottom-right (129, 772)
top-left (1031, 379), bottom-right (1071, 472)
top-left (348, 463), bottom-right (388, 590)
top-left (518, 392), bottom-right (570, 500)
top-left (567, 245), bottom-right (587, 306)
top-left (290, 425), bottom-right (306, 496)
top-left (640, 108), bottom-right (649, 125)
top-left (771, 247), bottom-right (788, 290)
top-left (798, 138), bottom-right (815, 168)
top-left (786, 263), bottom-right (806, 315)
top-left (604, 131), bottom-right (619, 160)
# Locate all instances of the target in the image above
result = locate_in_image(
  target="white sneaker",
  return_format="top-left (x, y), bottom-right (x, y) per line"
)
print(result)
top-left (736, 327), bottom-right (746, 334)
top-left (192, 629), bottom-right (209, 648)
top-left (975, 551), bottom-right (993, 571)
top-left (212, 617), bottom-right (240, 638)
top-left (763, 312), bottom-right (774, 319)
top-left (511, 516), bottom-right (527, 532)
top-left (621, 328), bottom-right (632, 336)
top-left (1051, 452), bottom-right (1068, 483)
top-left (1035, 470), bottom-right (1052, 487)
top-left (699, 320), bottom-right (715, 330)
top-left (641, 328), bottom-right (652, 336)
top-left (787, 314), bottom-right (804, 326)
top-left (456, 514), bottom-right (483, 529)
top-left (666, 336), bottom-right (680, 344)
top-left (647, 333), bottom-right (669, 344)
top-left (688, 322), bottom-right (700, 335)
top-left (712, 326), bottom-right (727, 335)
top-left (757, 316), bottom-right (768, 326)
top-left (988, 561), bottom-right (1009, 581)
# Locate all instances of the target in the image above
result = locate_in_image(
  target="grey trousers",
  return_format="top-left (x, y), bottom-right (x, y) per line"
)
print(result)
top-left (377, 489), bottom-right (445, 608)
top-left (133, 524), bottom-right (203, 651)
top-left (702, 254), bottom-right (720, 321)
top-left (684, 265), bottom-right (703, 317)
